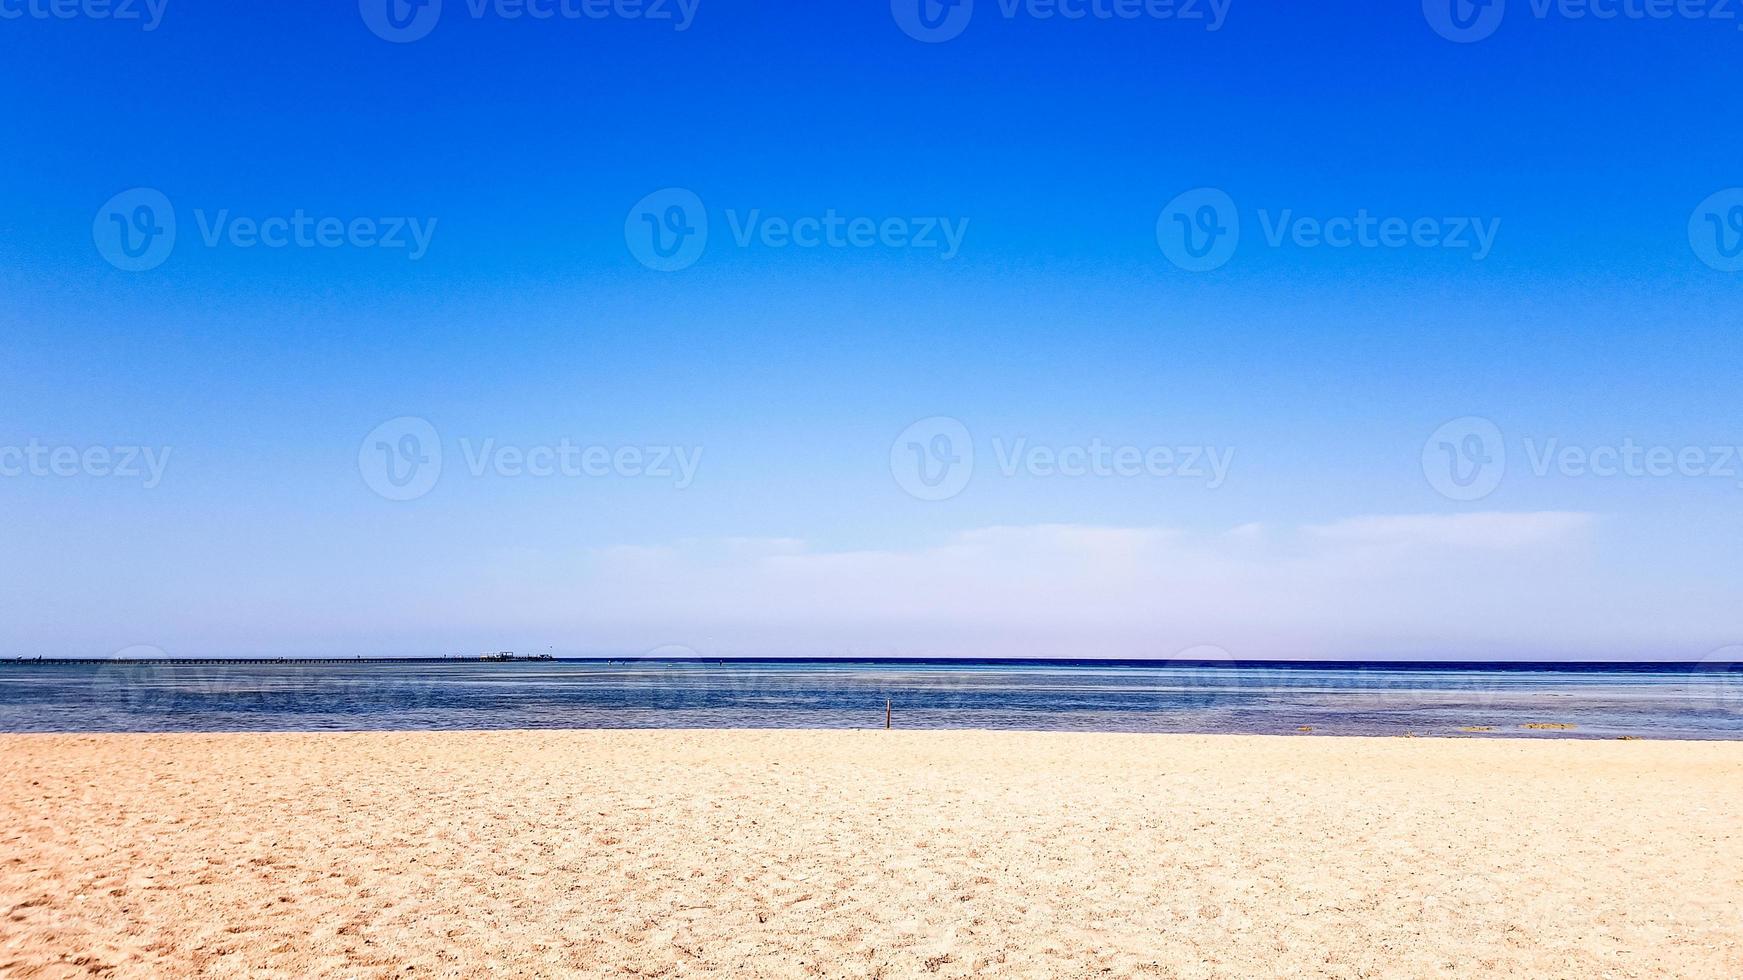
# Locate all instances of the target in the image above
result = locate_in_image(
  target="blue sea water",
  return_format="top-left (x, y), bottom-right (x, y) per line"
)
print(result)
top-left (3, 660), bottom-right (1742, 738)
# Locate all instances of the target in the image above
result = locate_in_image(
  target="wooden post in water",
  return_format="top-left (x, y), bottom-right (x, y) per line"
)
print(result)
top-left (885, 698), bottom-right (892, 730)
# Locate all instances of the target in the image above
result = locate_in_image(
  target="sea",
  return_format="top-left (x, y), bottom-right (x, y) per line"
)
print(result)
top-left (2, 659), bottom-right (1741, 739)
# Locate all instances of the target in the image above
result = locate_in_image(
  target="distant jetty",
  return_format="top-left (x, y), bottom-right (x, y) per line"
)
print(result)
top-left (3, 652), bottom-right (557, 665)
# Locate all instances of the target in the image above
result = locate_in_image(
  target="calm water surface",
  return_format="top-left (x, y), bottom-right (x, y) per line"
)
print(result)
top-left (2, 661), bottom-right (1741, 739)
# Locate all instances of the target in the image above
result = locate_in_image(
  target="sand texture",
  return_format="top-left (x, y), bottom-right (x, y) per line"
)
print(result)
top-left (2, 730), bottom-right (1740, 978)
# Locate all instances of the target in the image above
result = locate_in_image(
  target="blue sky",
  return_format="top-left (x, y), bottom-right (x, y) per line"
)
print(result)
top-left (2, 1), bottom-right (1741, 660)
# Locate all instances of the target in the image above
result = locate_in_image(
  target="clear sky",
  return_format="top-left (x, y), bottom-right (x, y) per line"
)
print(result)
top-left (2, 1), bottom-right (1741, 660)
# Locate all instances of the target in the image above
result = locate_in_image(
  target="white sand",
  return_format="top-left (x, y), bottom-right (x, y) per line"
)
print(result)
top-left (2, 729), bottom-right (1740, 978)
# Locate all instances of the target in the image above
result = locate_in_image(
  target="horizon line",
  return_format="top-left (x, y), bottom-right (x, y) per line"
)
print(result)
top-left (5, 655), bottom-right (1738, 671)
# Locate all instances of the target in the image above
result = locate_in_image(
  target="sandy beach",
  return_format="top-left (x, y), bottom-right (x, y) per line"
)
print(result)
top-left (2, 730), bottom-right (1739, 978)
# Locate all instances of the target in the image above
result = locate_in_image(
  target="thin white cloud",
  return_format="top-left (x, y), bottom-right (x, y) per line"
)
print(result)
top-left (523, 513), bottom-right (1665, 660)
top-left (128, 512), bottom-right (1733, 661)
top-left (1302, 511), bottom-right (1597, 550)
